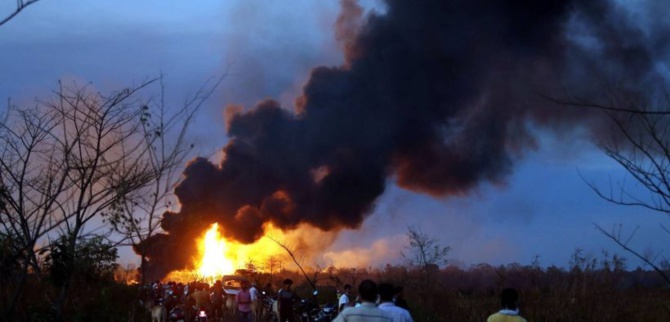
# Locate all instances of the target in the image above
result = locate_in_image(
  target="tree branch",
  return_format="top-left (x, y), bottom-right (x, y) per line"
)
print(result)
top-left (267, 235), bottom-right (317, 291)
top-left (0, 0), bottom-right (41, 27)
top-left (595, 223), bottom-right (670, 287)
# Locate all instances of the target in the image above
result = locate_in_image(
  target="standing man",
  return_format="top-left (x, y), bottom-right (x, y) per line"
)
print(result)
top-left (378, 283), bottom-right (413, 322)
top-left (338, 284), bottom-right (352, 314)
top-left (333, 280), bottom-right (392, 322)
top-left (249, 281), bottom-right (260, 321)
top-left (211, 280), bottom-right (224, 321)
top-left (277, 279), bottom-right (297, 322)
top-left (188, 285), bottom-right (211, 317)
top-left (236, 280), bottom-right (253, 322)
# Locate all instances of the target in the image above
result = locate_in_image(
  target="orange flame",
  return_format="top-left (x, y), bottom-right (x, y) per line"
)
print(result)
top-left (164, 222), bottom-right (340, 284)
top-left (196, 223), bottom-right (235, 278)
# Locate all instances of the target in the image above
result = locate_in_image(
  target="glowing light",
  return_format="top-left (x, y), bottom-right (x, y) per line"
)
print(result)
top-left (197, 223), bottom-right (234, 279)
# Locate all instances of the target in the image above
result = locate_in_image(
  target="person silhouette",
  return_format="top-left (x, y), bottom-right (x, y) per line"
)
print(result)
top-left (487, 288), bottom-right (527, 322)
top-left (277, 279), bottom-right (298, 322)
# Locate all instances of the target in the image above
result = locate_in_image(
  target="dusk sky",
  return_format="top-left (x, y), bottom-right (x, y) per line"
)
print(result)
top-left (1, 0), bottom-right (668, 271)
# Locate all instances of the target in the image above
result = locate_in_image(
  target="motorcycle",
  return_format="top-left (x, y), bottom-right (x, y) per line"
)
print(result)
top-left (313, 303), bottom-right (336, 322)
top-left (164, 289), bottom-right (180, 313)
top-left (168, 306), bottom-right (186, 322)
top-left (295, 298), bottom-right (320, 322)
top-left (259, 292), bottom-right (278, 321)
top-left (195, 306), bottom-right (208, 322)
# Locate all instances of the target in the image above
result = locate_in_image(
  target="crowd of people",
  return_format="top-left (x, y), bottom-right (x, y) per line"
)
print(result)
top-left (329, 280), bottom-right (412, 322)
top-left (139, 278), bottom-right (266, 322)
top-left (333, 280), bottom-right (525, 322)
top-left (141, 278), bottom-right (524, 322)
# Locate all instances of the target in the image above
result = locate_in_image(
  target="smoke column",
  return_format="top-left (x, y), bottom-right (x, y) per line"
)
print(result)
top-left (137, 0), bottom-right (670, 280)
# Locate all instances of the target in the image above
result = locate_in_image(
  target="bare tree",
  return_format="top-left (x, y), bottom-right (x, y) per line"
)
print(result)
top-left (104, 73), bottom-right (227, 285)
top-left (264, 255), bottom-right (283, 283)
top-left (401, 226), bottom-right (450, 306)
top-left (48, 80), bottom-right (165, 317)
top-left (114, 262), bottom-right (138, 285)
top-left (1, 0), bottom-right (41, 26)
top-left (557, 86), bottom-right (670, 286)
top-left (0, 104), bottom-right (62, 317)
top-left (401, 225), bottom-right (450, 270)
top-left (595, 224), bottom-right (669, 286)
top-left (0, 79), bottom-right (160, 318)
top-left (585, 111), bottom-right (670, 214)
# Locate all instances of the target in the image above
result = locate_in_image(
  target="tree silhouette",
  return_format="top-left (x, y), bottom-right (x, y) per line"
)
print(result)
top-left (0, 79), bottom-right (158, 318)
top-left (556, 85), bottom-right (670, 287)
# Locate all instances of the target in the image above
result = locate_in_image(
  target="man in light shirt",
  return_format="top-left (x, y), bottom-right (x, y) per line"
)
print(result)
top-left (338, 284), bottom-right (352, 313)
top-left (249, 281), bottom-right (260, 321)
top-left (378, 283), bottom-right (413, 322)
top-left (333, 280), bottom-right (392, 322)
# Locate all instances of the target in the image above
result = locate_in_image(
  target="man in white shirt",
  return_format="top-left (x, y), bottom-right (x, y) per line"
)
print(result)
top-left (338, 284), bottom-right (352, 313)
top-left (249, 281), bottom-right (260, 321)
top-left (378, 283), bottom-right (413, 322)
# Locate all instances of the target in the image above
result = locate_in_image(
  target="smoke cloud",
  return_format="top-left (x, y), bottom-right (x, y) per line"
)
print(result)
top-left (137, 0), bottom-right (670, 280)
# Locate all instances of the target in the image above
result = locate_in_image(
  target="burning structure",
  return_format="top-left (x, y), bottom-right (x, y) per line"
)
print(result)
top-left (136, 0), bottom-right (670, 281)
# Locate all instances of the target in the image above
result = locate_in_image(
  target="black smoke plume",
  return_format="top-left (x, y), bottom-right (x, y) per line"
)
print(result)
top-left (137, 0), bottom-right (670, 280)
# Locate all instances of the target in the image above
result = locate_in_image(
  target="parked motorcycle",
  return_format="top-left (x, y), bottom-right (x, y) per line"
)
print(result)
top-left (164, 289), bottom-right (180, 313)
top-left (195, 306), bottom-right (208, 322)
top-left (168, 306), bottom-right (186, 322)
top-left (257, 295), bottom-right (275, 321)
top-left (314, 303), bottom-right (336, 322)
top-left (296, 298), bottom-right (320, 322)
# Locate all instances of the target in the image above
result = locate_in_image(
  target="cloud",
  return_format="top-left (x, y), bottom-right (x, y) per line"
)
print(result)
top-left (323, 236), bottom-right (404, 268)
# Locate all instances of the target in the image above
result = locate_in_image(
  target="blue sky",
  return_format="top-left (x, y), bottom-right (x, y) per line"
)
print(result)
top-left (1, 0), bottom-right (667, 270)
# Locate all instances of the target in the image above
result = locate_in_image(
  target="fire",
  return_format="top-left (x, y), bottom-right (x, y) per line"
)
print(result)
top-left (164, 222), bottom-right (339, 284)
top-left (166, 222), bottom-right (289, 284)
top-left (197, 223), bottom-right (234, 278)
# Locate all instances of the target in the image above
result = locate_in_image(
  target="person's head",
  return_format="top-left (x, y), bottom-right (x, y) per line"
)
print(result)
top-left (357, 279), bottom-right (379, 303)
top-left (343, 284), bottom-right (352, 294)
top-left (283, 278), bottom-right (293, 289)
top-left (378, 283), bottom-right (395, 302)
top-left (500, 288), bottom-right (519, 310)
top-left (241, 280), bottom-right (250, 289)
